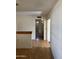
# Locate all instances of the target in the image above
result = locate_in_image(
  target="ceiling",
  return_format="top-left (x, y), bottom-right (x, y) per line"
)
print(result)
top-left (16, 0), bottom-right (57, 16)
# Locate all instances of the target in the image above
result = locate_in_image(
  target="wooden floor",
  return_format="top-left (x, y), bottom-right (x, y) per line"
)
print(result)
top-left (32, 40), bottom-right (50, 47)
top-left (32, 47), bottom-right (53, 59)
top-left (16, 40), bottom-right (54, 59)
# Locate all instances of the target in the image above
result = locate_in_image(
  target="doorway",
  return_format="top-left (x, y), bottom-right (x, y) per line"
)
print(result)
top-left (35, 19), bottom-right (44, 40)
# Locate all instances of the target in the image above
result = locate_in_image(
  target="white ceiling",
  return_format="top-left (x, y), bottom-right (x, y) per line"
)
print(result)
top-left (16, 0), bottom-right (57, 16)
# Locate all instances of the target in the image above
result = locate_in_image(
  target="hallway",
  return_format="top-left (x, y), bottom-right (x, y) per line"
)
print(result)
top-left (16, 40), bottom-right (54, 59)
top-left (16, 0), bottom-right (62, 59)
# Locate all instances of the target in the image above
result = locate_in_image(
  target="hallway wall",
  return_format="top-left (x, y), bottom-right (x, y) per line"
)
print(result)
top-left (47, 19), bottom-right (50, 42)
top-left (50, 0), bottom-right (62, 59)
top-left (16, 15), bottom-right (36, 39)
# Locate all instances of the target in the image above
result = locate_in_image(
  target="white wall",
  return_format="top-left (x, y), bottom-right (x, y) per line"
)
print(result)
top-left (16, 34), bottom-right (32, 48)
top-left (50, 0), bottom-right (62, 59)
top-left (44, 18), bottom-right (47, 40)
top-left (16, 15), bottom-right (36, 39)
top-left (47, 19), bottom-right (50, 42)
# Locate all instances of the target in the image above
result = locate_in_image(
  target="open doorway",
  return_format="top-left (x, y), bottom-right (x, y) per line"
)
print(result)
top-left (35, 18), bottom-right (44, 40)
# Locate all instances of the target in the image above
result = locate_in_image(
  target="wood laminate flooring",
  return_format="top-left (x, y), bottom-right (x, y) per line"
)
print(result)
top-left (16, 40), bottom-right (54, 59)
top-left (32, 40), bottom-right (50, 47)
top-left (32, 47), bottom-right (53, 59)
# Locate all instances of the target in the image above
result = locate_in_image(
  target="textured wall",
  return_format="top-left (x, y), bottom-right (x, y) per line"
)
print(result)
top-left (50, 0), bottom-right (62, 59)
